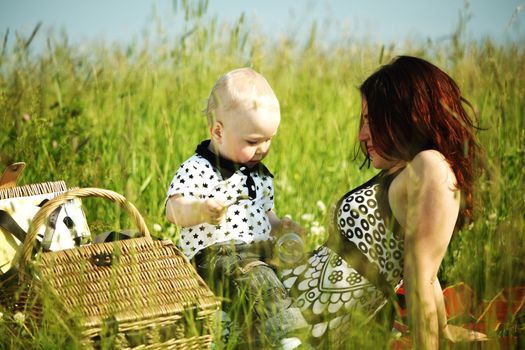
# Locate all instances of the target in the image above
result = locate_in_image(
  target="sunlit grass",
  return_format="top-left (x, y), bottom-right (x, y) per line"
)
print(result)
top-left (1, 1), bottom-right (524, 348)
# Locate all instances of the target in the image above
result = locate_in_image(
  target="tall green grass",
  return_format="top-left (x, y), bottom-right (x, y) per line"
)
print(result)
top-left (1, 1), bottom-right (524, 348)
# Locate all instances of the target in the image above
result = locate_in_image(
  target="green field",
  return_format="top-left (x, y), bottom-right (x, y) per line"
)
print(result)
top-left (1, 2), bottom-right (524, 348)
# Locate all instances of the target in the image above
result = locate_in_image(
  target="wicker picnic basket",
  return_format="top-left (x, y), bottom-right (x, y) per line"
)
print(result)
top-left (6, 187), bottom-right (220, 349)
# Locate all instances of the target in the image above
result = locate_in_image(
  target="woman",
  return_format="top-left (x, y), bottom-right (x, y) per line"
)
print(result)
top-left (281, 56), bottom-right (484, 349)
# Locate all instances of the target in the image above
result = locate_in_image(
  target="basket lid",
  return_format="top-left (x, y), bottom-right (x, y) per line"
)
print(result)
top-left (37, 237), bottom-right (220, 328)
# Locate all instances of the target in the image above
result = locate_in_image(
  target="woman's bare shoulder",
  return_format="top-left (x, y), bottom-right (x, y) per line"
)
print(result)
top-left (411, 149), bottom-right (448, 168)
top-left (409, 150), bottom-right (457, 189)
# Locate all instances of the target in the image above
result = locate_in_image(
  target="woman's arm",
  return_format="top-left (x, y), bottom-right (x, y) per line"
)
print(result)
top-left (433, 277), bottom-right (449, 333)
top-left (435, 279), bottom-right (489, 342)
top-left (400, 150), bottom-right (460, 349)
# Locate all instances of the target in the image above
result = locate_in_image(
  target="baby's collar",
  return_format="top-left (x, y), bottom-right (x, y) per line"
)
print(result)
top-left (195, 140), bottom-right (274, 180)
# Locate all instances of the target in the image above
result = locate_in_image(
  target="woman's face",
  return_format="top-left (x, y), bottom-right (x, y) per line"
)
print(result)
top-left (358, 97), bottom-right (405, 172)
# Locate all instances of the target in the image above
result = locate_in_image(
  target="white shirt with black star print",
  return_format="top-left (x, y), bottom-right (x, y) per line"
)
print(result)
top-left (167, 154), bottom-right (275, 259)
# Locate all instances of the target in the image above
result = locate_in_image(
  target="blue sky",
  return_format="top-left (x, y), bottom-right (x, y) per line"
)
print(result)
top-left (0, 0), bottom-right (523, 48)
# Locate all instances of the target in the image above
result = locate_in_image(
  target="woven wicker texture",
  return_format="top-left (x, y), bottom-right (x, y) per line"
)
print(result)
top-left (16, 188), bottom-right (220, 348)
top-left (0, 180), bottom-right (67, 200)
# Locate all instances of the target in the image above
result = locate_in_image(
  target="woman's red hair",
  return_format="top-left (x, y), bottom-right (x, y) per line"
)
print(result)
top-left (359, 55), bottom-right (480, 226)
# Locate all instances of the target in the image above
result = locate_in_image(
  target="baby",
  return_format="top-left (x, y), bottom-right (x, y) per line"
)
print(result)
top-left (166, 68), bottom-right (307, 348)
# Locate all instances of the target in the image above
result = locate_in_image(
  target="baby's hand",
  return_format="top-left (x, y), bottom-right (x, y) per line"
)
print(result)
top-left (201, 198), bottom-right (226, 225)
top-left (279, 216), bottom-right (306, 238)
top-left (211, 173), bottom-right (249, 206)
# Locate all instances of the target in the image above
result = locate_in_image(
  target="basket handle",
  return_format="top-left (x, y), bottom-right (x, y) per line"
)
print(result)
top-left (21, 187), bottom-right (151, 265)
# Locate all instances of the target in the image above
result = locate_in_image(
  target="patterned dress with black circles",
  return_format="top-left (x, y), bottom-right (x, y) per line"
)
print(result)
top-left (280, 173), bottom-right (404, 341)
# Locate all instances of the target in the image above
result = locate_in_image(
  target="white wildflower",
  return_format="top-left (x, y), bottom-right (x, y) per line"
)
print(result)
top-left (0, 311), bottom-right (3, 320)
top-left (153, 223), bottom-right (162, 232)
top-left (167, 225), bottom-right (176, 235)
top-left (316, 200), bottom-right (327, 213)
top-left (13, 312), bottom-right (25, 325)
top-left (311, 225), bottom-right (326, 236)
top-left (311, 226), bottom-right (322, 235)
top-left (301, 213), bottom-right (314, 222)
top-left (312, 221), bottom-right (319, 227)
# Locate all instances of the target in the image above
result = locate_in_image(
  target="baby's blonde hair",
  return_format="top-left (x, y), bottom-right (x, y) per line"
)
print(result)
top-left (205, 68), bottom-right (279, 125)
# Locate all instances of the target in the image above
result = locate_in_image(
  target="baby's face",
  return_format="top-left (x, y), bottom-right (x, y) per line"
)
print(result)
top-left (216, 103), bottom-right (280, 167)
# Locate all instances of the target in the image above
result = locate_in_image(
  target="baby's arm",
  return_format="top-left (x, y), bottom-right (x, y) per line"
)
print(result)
top-left (166, 195), bottom-right (226, 227)
top-left (267, 210), bottom-right (305, 238)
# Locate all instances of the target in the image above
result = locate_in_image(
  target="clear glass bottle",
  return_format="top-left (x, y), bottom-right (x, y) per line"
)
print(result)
top-left (276, 232), bottom-right (305, 265)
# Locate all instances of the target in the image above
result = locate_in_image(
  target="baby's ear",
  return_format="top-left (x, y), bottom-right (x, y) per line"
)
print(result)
top-left (210, 121), bottom-right (223, 143)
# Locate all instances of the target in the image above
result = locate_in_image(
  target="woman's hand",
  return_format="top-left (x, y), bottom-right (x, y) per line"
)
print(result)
top-left (441, 324), bottom-right (488, 343)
